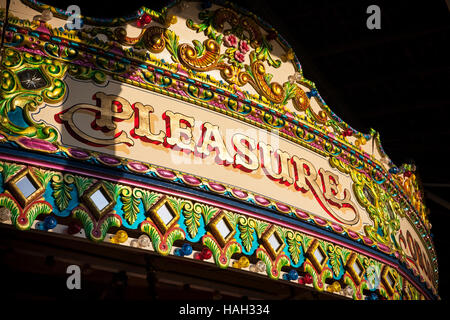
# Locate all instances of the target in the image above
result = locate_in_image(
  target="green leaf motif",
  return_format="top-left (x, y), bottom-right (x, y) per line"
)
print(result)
top-left (327, 245), bottom-right (342, 277)
top-left (103, 181), bottom-right (122, 201)
top-left (0, 162), bottom-right (23, 181)
top-left (340, 247), bottom-right (352, 264)
top-left (287, 232), bottom-right (302, 265)
top-left (301, 234), bottom-right (312, 251)
top-left (193, 203), bottom-right (218, 225)
top-left (0, 194), bottom-right (20, 221)
top-left (225, 211), bottom-right (238, 228)
top-left (120, 187), bottom-right (142, 226)
top-left (167, 197), bottom-right (191, 215)
top-left (99, 214), bottom-right (122, 238)
top-left (186, 11), bottom-right (223, 44)
top-left (32, 168), bottom-right (55, 187)
top-left (72, 176), bottom-right (93, 198)
top-left (192, 40), bottom-right (205, 56)
top-left (141, 190), bottom-right (161, 211)
top-left (264, 73), bottom-right (273, 85)
top-left (164, 29), bottom-right (179, 63)
top-left (238, 217), bottom-right (255, 252)
top-left (254, 220), bottom-right (268, 238)
top-left (51, 174), bottom-right (73, 211)
top-left (183, 203), bottom-right (201, 238)
top-left (26, 201), bottom-right (52, 222)
top-left (142, 222), bottom-right (160, 247)
top-left (282, 81), bottom-right (298, 105)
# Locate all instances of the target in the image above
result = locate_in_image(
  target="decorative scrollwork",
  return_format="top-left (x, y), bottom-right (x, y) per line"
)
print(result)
top-left (212, 8), bottom-right (263, 47)
top-left (329, 156), bottom-right (401, 250)
top-left (178, 39), bottom-right (221, 71)
top-left (115, 26), bottom-right (166, 53)
top-left (0, 48), bottom-right (66, 142)
top-left (249, 59), bottom-right (283, 103)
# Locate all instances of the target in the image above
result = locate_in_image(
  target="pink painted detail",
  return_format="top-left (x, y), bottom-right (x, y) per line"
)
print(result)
top-left (331, 223), bottom-right (343, 233)
top-left (156, 168), bottom-right (176, 179)
top-left (69, 148), bottom-right (90, 159)
top-left (239, 40), bottom-right (250, 54)
top-left (208, 182), bottom-right (226, 192)
top-left (209, 101), bottom-right (227, 110)
top-left (127, 161), bottom-right (149, 172)
top-left (285, 112), bottom-right (294, 120)
top-left (182, 175), bottom-right (201, 186)
top-left (362, 236), bottom-right (374, 245)
top-left (17, 137), bottom-right (58, 152)
top-left (254, 195), bottom-right (270, 206)
top-left (98, 155), bottom-right (121, 165)
top-left (0, 133), bottom-right (5, 140)
top-left (234, 51), bottom-right (245, 63)
top-left (275, 202), bottom-right (290, 212)
top-left (347, 230), bottom-right (359, 239)
top-left (232, 189), bottom-right (248, 199)
top-left (378, 243), bottom-right (390, 253)
top-left (234, 90), bottom-right (245, 100)
top-left (35, 22), bottom-right (50, 35)
top-left (281, 128), bottom-right (294, 137)
top-left (314, 217), bottom-right (327, 226)
top-left (177, 64), bottom-right (189, 76)
top-left (223, 34), bottom-right (238, 47)
top-left (295, 209), bottom-right (309, 219)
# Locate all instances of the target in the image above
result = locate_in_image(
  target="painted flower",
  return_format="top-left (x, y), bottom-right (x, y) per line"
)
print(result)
top-left (239, 40), bottom-right (250, 54)
top-left (234, 51), bottom-right (245, 63)
top-left (224, 34), bottom-right (238, 47)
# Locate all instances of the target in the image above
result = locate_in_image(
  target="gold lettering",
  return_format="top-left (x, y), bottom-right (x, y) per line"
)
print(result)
top-left (258, 142), bottom-right (294, 185)
top-left (290, 156), bottom-right (359, 225)
top-left (232, 133), bottom-right (259, 172)
top-left (163, 110), bottom-right (196, 152)
top-left (57, 92), bottom-right (134, 146)
top-left (131, 102), bottom-right (166, 144)
top-left (196, 122), bottom-right (234, 164)
top-left (289, 155), bottom-right (313, 192)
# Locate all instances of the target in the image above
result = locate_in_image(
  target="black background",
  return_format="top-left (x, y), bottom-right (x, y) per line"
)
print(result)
top-left (25, 0), bottom-right (450, 301)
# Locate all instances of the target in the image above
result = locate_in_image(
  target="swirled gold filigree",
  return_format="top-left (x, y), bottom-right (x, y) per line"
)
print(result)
top-left (178, 39), bottom-right (221, 71)
top-left (115, 26), bottom-right (166, 53)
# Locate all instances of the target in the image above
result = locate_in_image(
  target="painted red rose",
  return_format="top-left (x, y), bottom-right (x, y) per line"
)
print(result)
top-left (224, 34), bottom-right (238, 47)
top-left (234, 51), bottom-right (245, 63)
top-left (239, 40), bottom-right (250, 54)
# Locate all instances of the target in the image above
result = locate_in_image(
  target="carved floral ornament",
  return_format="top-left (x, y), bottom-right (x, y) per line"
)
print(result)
top-left (0, 0), bottom-right (437, 299)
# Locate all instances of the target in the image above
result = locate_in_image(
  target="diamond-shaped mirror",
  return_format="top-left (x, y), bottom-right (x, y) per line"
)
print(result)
top-left (363, 185), bottom-right (376, 206)
top-left (381, 266), bottom-right (396, 296)
top-left (386, 270), bottom-right (396, 288)
top-left (16, 175), bottom-right (37, 198)
top-left (306, 240), bottom-right (328, 273)
top-left (261, 226), bottom-right (285, 260)
top-left (314, 247), bottom-right (326, 265)
top-left (147, 197), bottom-right (179, 234)
top-left (81, 183), bottom-right (115, 220)
top-left (216, 218), bottom-right (232, 240)
top-left (345, 253), bottom-right (366, 285)
top-left (6, 168), bottom-right (44, 207)
top-left (268, 233), bottom-right (282, 252)
top-left (353, 260), bottom-right (364, 278)
top-left (207, 211), bottom-right (235, 247)
top-left (90, 189), bottom-right (110, 212)
top-left (157, 202), bottom-right (176, 226)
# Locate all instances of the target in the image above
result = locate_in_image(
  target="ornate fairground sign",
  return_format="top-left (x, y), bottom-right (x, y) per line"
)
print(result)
top-left (0, 0), bottom-right (439, 300)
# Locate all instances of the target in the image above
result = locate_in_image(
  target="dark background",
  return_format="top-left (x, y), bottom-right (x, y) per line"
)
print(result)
top-left (31, 0), bottom-right (450, 300)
